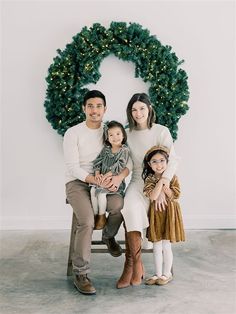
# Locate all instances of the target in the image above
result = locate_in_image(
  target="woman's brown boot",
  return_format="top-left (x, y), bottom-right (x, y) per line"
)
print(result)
top-left (116, 228), bottom-right (133, 289)
top-left (127, 231), bottom-right (144, 286)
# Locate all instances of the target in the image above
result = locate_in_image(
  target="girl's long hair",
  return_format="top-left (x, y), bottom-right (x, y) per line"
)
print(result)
top-left (142, 148), bottom-right (169, 181)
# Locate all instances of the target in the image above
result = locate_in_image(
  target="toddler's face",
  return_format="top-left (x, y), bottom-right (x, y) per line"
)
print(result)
top-left (108, 127), bottom-right (124, 147)
top-left (149, 153), bottom-right (167, 175)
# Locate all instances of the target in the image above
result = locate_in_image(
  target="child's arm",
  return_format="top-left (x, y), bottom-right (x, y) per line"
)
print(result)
top-left (144, 177), bottom-right (167, 212)
top-left (144, 176), bottom-right (163, 201)
top-left (92, 147), bottom-right (108, 186)
top-left (93, 147), bottom-right (106, 173)
top-left (149, 179), bottom-right (164, 201)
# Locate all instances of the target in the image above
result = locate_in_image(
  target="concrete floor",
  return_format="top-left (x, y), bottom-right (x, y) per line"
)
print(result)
top-left (0, 230), bottom-right (235, 314)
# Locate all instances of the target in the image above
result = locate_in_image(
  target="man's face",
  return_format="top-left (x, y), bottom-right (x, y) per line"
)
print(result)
top-left (83, 97), bottom-right (106, 124)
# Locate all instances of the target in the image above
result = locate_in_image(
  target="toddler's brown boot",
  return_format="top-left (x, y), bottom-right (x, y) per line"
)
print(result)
top-left (94, 214), bottom-right (106, 230)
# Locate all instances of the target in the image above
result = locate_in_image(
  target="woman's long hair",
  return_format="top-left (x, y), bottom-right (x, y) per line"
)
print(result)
top-left (126, 93), bottom-right (156, 131)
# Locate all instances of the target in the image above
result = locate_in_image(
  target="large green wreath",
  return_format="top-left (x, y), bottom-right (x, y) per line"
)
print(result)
top-left (44, 22), bottom-right (189, 140)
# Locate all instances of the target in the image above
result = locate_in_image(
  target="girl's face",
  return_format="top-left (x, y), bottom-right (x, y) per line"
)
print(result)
top-left (131, 101), bottom-right (149, 128)
top-left (149, 152), bottom-right (167, 175)
top-left (108, 127), bottom-right (124, 148)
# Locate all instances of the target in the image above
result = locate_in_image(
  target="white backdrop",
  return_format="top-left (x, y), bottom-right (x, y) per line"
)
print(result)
top-left (1, 0), bottom-right (236, 230)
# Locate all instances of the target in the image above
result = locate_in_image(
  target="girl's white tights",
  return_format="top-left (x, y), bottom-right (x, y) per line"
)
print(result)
top-left (153, 240), bottom-right (173, 278)
top-left (90, 187), bottom-right (107, 215)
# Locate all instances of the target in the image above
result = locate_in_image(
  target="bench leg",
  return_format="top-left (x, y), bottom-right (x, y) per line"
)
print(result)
top-left (66, 213), bottom-right (173, 276)
top-left (67, 213), bottom-right (77, 276)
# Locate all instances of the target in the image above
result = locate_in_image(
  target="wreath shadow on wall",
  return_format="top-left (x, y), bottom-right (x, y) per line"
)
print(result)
top-left (44, 22), bottom-right (189, 140)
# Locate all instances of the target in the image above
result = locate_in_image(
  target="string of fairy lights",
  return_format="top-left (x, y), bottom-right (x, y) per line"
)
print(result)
top-left (44, 21), bottom-right (189, 140)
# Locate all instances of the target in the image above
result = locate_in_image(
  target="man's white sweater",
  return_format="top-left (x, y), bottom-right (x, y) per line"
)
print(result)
top-left (63, 121), bottom-right (104, 183)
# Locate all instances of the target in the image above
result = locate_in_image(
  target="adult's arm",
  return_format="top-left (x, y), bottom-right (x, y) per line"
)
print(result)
top-left (161, 127), bottom-right (180, 182)
top-left (164, 175), bottom-right (181, 200)
top-left (63, 128), bottom-right (90, 182)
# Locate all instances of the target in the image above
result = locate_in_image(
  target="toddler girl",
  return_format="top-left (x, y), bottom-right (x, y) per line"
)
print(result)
top-left (91, 120), bottom-right (129, 229)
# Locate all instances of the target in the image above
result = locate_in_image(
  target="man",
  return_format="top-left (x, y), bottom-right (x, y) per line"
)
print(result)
top-left (63, 90), bottom-right (129, 295)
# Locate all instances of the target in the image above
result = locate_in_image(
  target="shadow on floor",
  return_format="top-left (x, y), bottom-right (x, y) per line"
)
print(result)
top-left (0, 230), bottom-right (235, 314)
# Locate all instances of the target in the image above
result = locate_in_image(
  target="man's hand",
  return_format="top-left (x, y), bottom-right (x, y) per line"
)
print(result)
top-left (109, 175), bottom-right (123, 191)
top-left (99, 176), bottom-right (117, 192)
top-left (99, 174), bottom-right (123, 192)
top-left (95, 173), bottom-right (104, 185)
top-left (85, 174), bottom-right (97, 185)
top-left (101, 171), bottom-right (113, 182)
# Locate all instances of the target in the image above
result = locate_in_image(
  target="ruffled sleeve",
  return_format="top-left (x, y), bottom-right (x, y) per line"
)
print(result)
top-left (169, 175), bottom-right (181, 200)
top-left (109, 145), bottom-right (130, 175)
top-left (92, 146), bottom-right (107, 172)
top-left (143, 175), bottom-right (157, 198)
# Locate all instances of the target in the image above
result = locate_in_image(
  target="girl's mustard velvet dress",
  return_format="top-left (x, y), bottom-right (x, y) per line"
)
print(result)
top-left (144, 175), bottom-right (185, 243)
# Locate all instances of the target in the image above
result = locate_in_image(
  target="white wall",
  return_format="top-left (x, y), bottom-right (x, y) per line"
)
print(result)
top-left (1, 0), bottom-right (235, 230)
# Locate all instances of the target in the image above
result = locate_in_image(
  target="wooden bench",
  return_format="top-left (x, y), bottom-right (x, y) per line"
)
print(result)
top-left (67, 212), bottom-right (153, 276)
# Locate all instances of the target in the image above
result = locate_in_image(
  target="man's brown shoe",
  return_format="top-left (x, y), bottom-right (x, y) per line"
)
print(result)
top-left (74, 274), bottom-right (96, 295)
top-left (102, 237), bottom-right (122, 257)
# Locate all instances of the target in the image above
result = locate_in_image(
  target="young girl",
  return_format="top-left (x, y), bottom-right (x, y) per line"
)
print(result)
top-left (142, 145), bottom-right (185, 286)
top-left (91, 120), bottom-right (130, 230)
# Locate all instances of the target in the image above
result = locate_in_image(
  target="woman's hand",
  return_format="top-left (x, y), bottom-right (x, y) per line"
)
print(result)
top-left (161, 177), bottom-right (170, 188)
top-left (155, 190), bottom-right (167, 212)
top-left (163, 185), bottom-right (173, 199)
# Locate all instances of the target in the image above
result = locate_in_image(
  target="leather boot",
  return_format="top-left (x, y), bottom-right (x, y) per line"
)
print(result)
top-left (74, 274), bottom-right (96, 295)
top-left (94, 214), bottom-right (106, 230)
top-left (127, 231), bottom-right (144, 286)
top-left (116, 228), bottom-right (133, 289)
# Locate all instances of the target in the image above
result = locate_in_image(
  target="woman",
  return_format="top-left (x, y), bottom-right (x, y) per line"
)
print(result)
top-left (116, 93), bottom-right (179, 288)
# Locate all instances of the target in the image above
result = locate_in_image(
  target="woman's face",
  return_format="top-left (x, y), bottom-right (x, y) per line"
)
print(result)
top-left (131, 101), bottom-right (149, 128)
